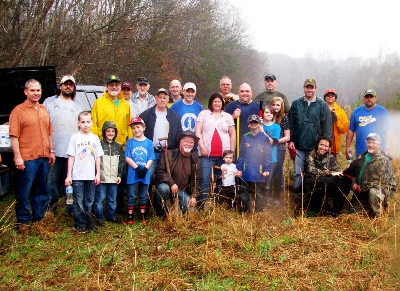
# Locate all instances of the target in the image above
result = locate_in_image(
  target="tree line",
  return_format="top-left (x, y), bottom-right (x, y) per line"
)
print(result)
top-left (1, 0), bottom-right (400, 108)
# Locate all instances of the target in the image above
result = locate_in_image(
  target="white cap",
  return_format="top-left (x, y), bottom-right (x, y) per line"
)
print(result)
top-left (60, 75), bottom-right (76, 84)
top-left (183, 82), bottom-right (196, 91)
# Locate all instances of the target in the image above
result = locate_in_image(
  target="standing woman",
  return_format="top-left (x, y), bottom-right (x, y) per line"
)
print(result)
top-left (195, 93), bottom-right (236, 206)
top-left (270, 97), bottom-right (290, 195)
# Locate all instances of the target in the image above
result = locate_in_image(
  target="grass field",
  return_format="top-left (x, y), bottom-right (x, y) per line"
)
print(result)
top-left (1, 156), bottom-right (399, 290)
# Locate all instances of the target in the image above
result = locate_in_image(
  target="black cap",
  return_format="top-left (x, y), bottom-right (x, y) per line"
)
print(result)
top-left (106, 75), bottom-right (121, 84)
top-left (264, 74), bottom-right (276, 81)
top-left (137, 77), bottom-right (149, 85)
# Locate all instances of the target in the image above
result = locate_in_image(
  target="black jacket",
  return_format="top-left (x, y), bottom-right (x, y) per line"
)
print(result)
top-left (139, 106), bottom-right (182, 149)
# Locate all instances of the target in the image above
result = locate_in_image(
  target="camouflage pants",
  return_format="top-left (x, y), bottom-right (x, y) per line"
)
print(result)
top-left (367, 187), bottom-right (386, 217)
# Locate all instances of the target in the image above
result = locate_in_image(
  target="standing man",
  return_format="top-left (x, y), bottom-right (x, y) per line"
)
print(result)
top-left (323, 89), bottom-right (349, 157)
top-left (225, 83), bottom-right (259, 146)
top-left (9, 79), bottom-right (56, 233)
top-left (43, 75), bottom-right (82, 213)
top-left (91, 75), bottom-right (132, 148)
top-left (254, 74), bottom-right (290, 113)
top-left (139, 88), bottom-right (182, 213)
top-left (219, 76), bottom-right (239, 106)
top-left (346, 89), bottom-right (392, 158)
top-left (168, 79), bottom-right (183, 107)
top-left (121, 81), bottom-right (133, 101)
top-left (130, 77), bottom-right (155, 117)
top-left (288, 78), bottom-right (332, 192)
top-left (170, 82), bottom-right (204, 132)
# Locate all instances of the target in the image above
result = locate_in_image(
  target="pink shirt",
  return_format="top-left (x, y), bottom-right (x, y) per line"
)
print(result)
top-left (196, 110), bottom-right (234, 155)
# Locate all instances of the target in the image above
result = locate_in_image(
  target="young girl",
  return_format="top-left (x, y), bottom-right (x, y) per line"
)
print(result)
top-left (262, 105), bottom-right (281, 205)
top-left (270, 97), bottom-right (290, 200)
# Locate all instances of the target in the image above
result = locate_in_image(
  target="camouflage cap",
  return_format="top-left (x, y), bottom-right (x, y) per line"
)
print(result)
top-left (363, 89), bottom-right (377, 97)
top-left (304, 78), bottom-right (317, 87)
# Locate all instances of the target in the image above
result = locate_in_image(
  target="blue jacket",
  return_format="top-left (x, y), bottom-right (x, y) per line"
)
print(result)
top-left (139, 106), bottom-right (182, 150)
top-left (236, 131), bottom-right (272, 183)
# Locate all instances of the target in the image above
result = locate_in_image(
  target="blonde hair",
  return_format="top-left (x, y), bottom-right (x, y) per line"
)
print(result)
top-left (270, 97), bottom-right (284, 124)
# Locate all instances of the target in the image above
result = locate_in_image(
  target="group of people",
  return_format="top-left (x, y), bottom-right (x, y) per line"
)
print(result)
top-left (9, 73), bottom-right (396, 234)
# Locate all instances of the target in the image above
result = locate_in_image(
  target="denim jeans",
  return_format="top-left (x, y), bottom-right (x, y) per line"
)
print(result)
top-left (293, 149), bottom-right (309, 189)
top-left (15, 158), bottom-right (49, 225)
top-left (241, 181), bottom-right (264, 212)
top-left (126, 182), bottom-right (149, 207)
top-left (93, 183), bottom-right (118, 221)
top-left (156, 183), bottom-right (191, 215)
top-left (72, 180), bottom-right (95, 228)
top-left (199, 156), bottom-right (223, 204)
top-left (264, 162), bottom-right (276, 190)
top-left (47, 157), bottom-right (70, 212)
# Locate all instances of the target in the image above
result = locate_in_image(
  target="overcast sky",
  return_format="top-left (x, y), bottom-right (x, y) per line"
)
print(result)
top-left (228, 0), bottom-right (399, 59)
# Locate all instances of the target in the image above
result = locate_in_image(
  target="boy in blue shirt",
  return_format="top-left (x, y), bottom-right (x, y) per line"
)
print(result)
top-left (236, 115), bottom-right (272, 213)
top-left (125, 117), bottom-right (155, 224)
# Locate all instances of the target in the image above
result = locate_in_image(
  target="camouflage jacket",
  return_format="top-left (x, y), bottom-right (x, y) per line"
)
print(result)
top-left (344, 150), bottom-right (396, 196)
top-left (305, 150), bottom-right (341, 177)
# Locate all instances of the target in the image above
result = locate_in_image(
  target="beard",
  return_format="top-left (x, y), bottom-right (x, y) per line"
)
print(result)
top-left (61, 89), bottom-right (74, 97)
top-left (109, 90), bottom-right (119, 97)
top-left (183, 147), bottom-right (192, 153)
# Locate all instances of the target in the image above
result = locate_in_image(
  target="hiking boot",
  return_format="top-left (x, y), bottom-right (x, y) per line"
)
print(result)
top-left (107, 217), bottom-right (122, 224)
top-left (74, 227), bottom-right (88, 234)
top-left (17, 224), bottom-right (30, 234)
top-left (87, 225), bottom-right (98, 232)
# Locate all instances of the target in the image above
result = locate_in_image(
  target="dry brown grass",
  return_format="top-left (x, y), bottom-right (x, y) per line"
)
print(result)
top-left (0, 156), bottom-right (399, 290)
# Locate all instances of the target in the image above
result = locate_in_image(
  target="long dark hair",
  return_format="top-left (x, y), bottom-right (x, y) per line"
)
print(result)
top-left (207, 92), bottom-right (225, 111)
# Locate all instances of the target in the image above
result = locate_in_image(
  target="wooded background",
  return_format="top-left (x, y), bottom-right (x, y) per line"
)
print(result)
top-left (1, 0), bottom-right (400, 107)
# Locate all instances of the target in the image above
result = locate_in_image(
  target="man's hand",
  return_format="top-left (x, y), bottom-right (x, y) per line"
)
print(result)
top-left (232, 108), bottom-right (241, 119)
top-left (235, 171), bottom-right (242, 177)
top-left (49, 153), bottom-right (56, 166)
top-left (262, 171), bottom-right (269, 177)
top-left (170, 184), bottom-right (179, 197)
top-left (116, 177), bottom-right (121, 184)
top-left (14, 157), bottom-right (25, 171)
top-left (352, 183), bottom-right (361, 193)
top-left (188, 197), bottom-right (196, 207)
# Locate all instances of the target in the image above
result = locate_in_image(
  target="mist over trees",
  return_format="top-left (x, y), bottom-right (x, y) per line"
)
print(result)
top-left (1, 0), bottom-right (399, 107)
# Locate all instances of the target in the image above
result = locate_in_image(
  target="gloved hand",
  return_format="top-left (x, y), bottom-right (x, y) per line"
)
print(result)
top-left (135, 166), bottom-right (148, 178)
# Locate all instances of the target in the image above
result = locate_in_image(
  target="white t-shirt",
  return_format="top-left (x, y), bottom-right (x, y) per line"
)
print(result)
top-left (66, 131), bottom-right (104, 180)
top-left (221, 163), bottom-right (237, 186)
top-left (153, 110), bottom-right (169, 147)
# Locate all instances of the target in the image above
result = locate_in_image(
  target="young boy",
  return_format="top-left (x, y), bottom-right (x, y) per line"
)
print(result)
top-left (125, 117), bottom-right (155, 224)
top-left (93, 121), bottom-right (124, 225)
top-left (236, 114), bottom-right (272, 212)
top-left (65, 111), bottom-right (104, 233)
top-left (219, 150), bottom-right (238, 209)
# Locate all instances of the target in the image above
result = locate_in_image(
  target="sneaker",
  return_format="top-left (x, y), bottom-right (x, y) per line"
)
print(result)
top-left (17, 224), bottom-right (30, 234)
top-left (107, 217), bottom-right (122, 224)
top-left (74, 227), bottom-right (88, 234)
top-left (87, 225), bottom-right (98, 232)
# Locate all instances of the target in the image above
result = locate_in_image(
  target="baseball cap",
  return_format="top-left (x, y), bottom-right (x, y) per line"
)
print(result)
top-left (324, 89), bottom-right (337, 97)
top-left (155, 88), bottom-right (169, 96)
top-left (264, 74), bottom-right (276, 81)
top-left (183, 82), bottom-right (196, 91)
top-left (363, 89), bottom-right (377, 97)
top-left (60, 75), bottom-right (76, 84)
top-left (247, 114), bottom-right (261, 124)
top-left (137, 77), bottom-right (149, 85)
top-left (121, 82), bottom-right (133, 90)
top-left (129, 117), bottom-right (145, 126)
top-left (366, 133), bottom-right (381, 142)
top-left (304, 78), bottom-right (317, 87)
top-left (106, 75), bottom-right (121, 84)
